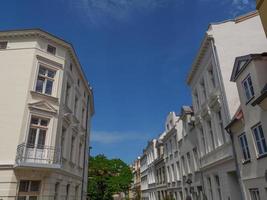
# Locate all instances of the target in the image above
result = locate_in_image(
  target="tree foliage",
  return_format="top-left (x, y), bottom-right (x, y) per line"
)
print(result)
top-left (88, 154), bottom-right (133, 200)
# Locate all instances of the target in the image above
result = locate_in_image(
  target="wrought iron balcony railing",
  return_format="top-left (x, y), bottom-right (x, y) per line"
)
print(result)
top-left (15, 143), bottom-right (61, 169)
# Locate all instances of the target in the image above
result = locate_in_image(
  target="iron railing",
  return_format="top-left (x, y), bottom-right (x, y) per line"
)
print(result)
top-left (15, 143), bottom-right (61, 168)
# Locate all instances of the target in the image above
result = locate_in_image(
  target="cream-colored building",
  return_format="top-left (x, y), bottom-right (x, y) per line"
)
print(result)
top-left (130, 157), bottom-right (141, 200)
top-left (226, 53), bottom-right (267, 200)
top-left (0, 29), bottom-right (94, 200)
top-left (257, 0), bottom-right (267, 36)
top-left (187, 11), bottom-right (267, 200)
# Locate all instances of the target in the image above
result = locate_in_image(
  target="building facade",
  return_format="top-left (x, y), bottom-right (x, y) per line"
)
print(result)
top-left (187, 11), bottom-right (267, 200)
top-left (257, 0), bottom-right (267, 36)
top-left (0, 29), bottom-right (94, 200)
top-left (130, 157), bottom-right (141, 200)
top-left (226, 53), bottom-right (267, 200)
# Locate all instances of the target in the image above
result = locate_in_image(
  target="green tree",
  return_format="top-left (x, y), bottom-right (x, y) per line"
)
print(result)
top-left (88, 154), bottom-right (133, 200)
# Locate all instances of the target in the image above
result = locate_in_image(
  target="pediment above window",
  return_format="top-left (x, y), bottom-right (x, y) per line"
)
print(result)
top-left (28, 100), bottom-right (57, 115)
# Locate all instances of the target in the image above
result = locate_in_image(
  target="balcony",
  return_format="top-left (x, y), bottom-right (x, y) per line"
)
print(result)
top-left (15, 143), bottom-right (61, 169)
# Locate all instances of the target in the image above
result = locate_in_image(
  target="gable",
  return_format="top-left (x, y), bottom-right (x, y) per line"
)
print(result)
top-left (28, 101), bottom-right (57, 115)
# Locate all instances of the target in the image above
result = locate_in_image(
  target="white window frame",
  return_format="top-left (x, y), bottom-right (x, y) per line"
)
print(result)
top-left (35, 65), bottom-right (56, 96)
top-left (250, 188), bottom-right (261, 200)
top-left (242, 74), bottom-right (254, 102)
top-left (252, 123), bottom-right (267, 157)
top-left (238, 133), bottom-right (251, 162)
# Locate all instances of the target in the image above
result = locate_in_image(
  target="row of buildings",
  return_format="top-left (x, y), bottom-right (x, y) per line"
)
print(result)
top-left (0, 29), bottom-right (94, 200)
top-left (131, 10), bottom-right (267, 200)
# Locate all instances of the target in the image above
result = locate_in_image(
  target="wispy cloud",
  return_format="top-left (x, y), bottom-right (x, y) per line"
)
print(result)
top-left (91, 130), bottom-right (150, 144)
top-left (230, 0), bottom-right (255, 16)
top-left (63, 0), bottom-right (178, 26)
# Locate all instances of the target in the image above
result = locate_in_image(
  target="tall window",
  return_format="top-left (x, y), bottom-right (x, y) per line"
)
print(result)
top-left (250, 189), bottom-right (260, 200)
top-left (78, 142), bottom-right (83, 166)
top-left (35, 66), bottom-right (56, 95)
top-left (18, 180), bottom-right (41, 200)
top-left (61, 127), bottom-right (66, 157)
top-left (208, 66), bottom-right (216, 88)
top-left (242, 75), bottom-right (254, 101)
top-left (207, 177), bottom-right (214, 200)
top-left (217, 110), bottom-right (226, 143)
top-left (252, 123), bottom-right (267, 156)
top-left (27, 117), bottom-right (49, 149)
top-left (70, 135), bottom-right (75, 162)
top-left (200, 127), bottom-right (206, 155)
top-left (171, 164), bottom-right (175, 182)
top-left (74, 96), bottom-right (79, 117)
top-left (75, 185), bottom-right (79, 200)
top-left (239, 133), bottom-right (251, 161)
top-left (167, 166), bottom-right (171, 183)
top-left (193, 148), bottom-right (199, 171)
top-left (176, 161), bottom-right (181, 181)
top-left (54, 182), bottom-right (60, 200)
top-left (186, 152), bottom-right (191, 173)
top-left (81, 107), bottom-right (85, 127)
top-left (194, 91), bottom-right (199, 110)
top-left (65, 83), bottom-right (71, 106)
top-left (215, 175), bottom-right (222, 200)
top-left (208, 121), bottom-right (215, 150)
top-left (182, 156), bottom-right (186, 175)
top-left (66, 184), bottom-right (70, 200)
top-left (200, 79), bottom-right (206, 100)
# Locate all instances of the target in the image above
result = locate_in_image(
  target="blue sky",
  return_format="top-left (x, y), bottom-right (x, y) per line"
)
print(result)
top-left (0, 0), bottom-right (255, 163)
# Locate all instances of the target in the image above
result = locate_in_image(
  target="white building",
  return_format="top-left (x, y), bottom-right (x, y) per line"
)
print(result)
top-left (187, 11), bottom-right (267, 200)
top-left (0, 29), bottom-right (94, 200)
top-left (226, 52), bottom-right (267, 200)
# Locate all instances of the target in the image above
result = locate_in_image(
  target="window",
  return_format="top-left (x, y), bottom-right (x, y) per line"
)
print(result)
top-left (242, 75), bottom-right (254, 101)
top-left (215, 175), bottom-right (222, 200)
top-left (167, 166), bottom-right (171, 183)
top-left (176, 161), bottom-right (180, 180)
top-left (194, 91), bottom-right (199, 110)
top-left (208, 66), bottom-right (216, 88)
top-left (82, 107), bottom-right (85, 127)
top-left (200, 79), bottom-right (206, 100)
top-left (27, 117), bottom-right (49, 149)
top-left (54, 182), bottom-right (60, 200)
top-left (250, 189), bottom-right (260, 200)
top-left (74, 96), bottom-right (79, 117)
top-left (207, 177), bottom-right (214, 200)
top-left (66, 184), bottom-right (70, 200)
top-left (182, 156), bottom-right (186, 175)
top-left (75, 185), bottom-right (79, 200)
top-left (239, 133), bottom-right (251, 161)
top-left (208, 120), bottom-right (215, 150)
top-left (35, 66), bottom-right (56, 95)
top-left (19, 180), bottom-right (41, 192)
top-left (200, 127), bottom-right (206, 155)
top-left (252, 123), bottom-right (267, 156)
top-left (77, 79), bottom-right (80, 86)
top-left (47, 44), bottom-right (56, 55)
top-left (78, 142), bottom-right (83, 166)
top-left (217, 110), bottom-right (226, 143)
top-left (0, 41), bottom-right (7, 49)
top-left (171, 164), bottom-right (175, 182)
top-left (65, 83), bottom-right (71, 106)
top-left (193, 148), bottom-right (198, 170)
top-left (70, 135), bottom-right (75, 162)
top-left (70, 63), bottom-right (73, 71)
top-left (186, 152), bottom-right (191, 173)
top-left (61, 127), bottom-right (66, 157)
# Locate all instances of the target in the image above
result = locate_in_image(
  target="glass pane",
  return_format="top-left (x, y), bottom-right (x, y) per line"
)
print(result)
top-left (31, 117), bottom-right (39, 125)
top-left (47, 70), bottom-right (55, 78)
top-left (38, 66), bottom-right (46, 75)
top-left (17, 197), bottom-right (27, 200)
top-left (257, 141), bottom-right (263, 155)
top-left (45, 80), bottom-right (53, 95)
top-left (27, 129), bottom-right (37, 147)
top-left (37, 130), bottom-right (46, 148)
top-left (254, 128), bottom-right (260, 141)
top-left (29, 196), bottom-right (38, 200)
top-left (35, 77), bottom-right (45, 93)
top-left (19, 180), bottom-right (29, 192)
top-left (40, 119), bottom-right (48, 127)
top-left (30, 181), bottom-right (41, 192)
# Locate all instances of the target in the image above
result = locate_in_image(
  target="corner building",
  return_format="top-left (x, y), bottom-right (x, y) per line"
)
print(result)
top-left (186, 12), bottom-right (267, 200)
top-left (0, 29), bottom-right (94, 200)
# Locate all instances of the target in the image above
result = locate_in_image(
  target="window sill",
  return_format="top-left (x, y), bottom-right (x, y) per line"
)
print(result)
top-left (257, 153), bottom-right (267, 160)
top-left (242, 159), bottom-right (251, 165)
top-left (245, 96), bottom-right (255, 105)
top-left (30, 91), bottom-right (58, 103)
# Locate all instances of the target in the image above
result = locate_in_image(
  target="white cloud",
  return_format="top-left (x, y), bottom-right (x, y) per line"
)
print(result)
top-left (91, 130), bottom-right (149, 144)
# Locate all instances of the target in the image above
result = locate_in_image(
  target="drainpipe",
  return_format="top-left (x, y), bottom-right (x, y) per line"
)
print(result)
top-left (226, 130), bottom-right (245, 200)
top-left (81, 94), bottom-right (92, 200)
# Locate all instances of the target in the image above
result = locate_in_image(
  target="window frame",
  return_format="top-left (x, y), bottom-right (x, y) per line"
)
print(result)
top-left (249, 188), bottom-right (261, 200)
top-left (238, 133), bottom-right (251, 162)
top-left (47, 44), bottom-right (56, 55)
top-left (0, 41), bottom-right (8, 49)
top-left (252, 123), bottom-right (267, 157)
top-left (242, 74), bottom-right (255, 102)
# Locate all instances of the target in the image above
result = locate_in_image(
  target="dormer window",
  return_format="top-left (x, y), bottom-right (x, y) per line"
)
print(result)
top-left (0, 41), bottom-right (7, 49)
top-left (47, 44), bottom-right (56, 55)
top-left (242, 74), bottom-right (254, 102)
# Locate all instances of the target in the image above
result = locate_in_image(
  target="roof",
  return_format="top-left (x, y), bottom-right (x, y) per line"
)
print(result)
top-left (0, 28), bottom-right (95, 115)
top-left (230, 52), bottom-right (267, 82)
top-left (187, 11), bottom-right (259, 85)
top-left (225, 106), bottom-right (243, 132)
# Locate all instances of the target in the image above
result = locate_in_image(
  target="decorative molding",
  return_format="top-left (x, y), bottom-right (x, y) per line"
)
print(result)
top-left (28, 100), bottom-right (58, 115)
top-left (36, 54), bottom-right (63, 69)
